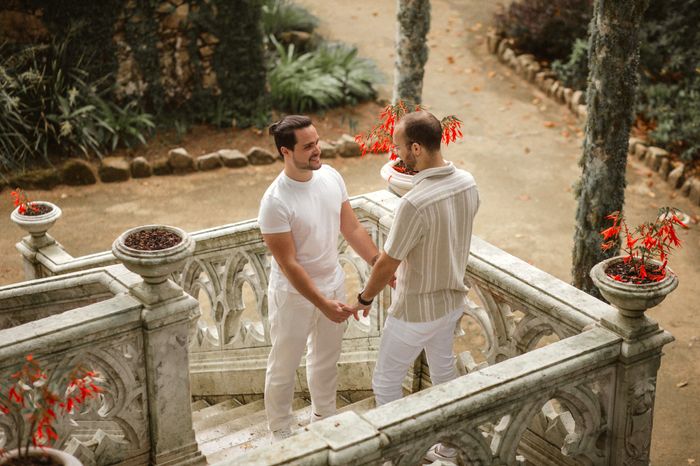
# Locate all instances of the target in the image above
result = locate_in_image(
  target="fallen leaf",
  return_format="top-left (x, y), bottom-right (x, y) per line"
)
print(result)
top-left (543, 121), bottom-right (557, 128)
top-left (532, 98), bottom-right (541, 105)
top-left (472, 86), bottom-right (481, 92)
top-left (539, 105), bottom-right (548, 112)
top-left (372, 11), bottom-right (379, 16)
top-left (515, 233), bottom-right (524, 238)
top-left (517, 194), bottom-right (531, 201)
top-left (561, 130), bottom-right (571, 138)
top-left (687, 459), bottom-right (695, 464)
top-left (488, 71), bottom-right (497, 78)
top-left (334, 422), bottom-right (341, 427)
top-left (676, 381), bottom-right (688, 388)
top-left (447, 56), bottom-right (455, 64)
top-left (524, 147), bottom-right (531, 154)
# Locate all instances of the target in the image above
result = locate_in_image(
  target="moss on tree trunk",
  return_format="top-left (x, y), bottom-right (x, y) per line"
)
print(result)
top-left (571, 0), bottom-right (649, 296)
top-left (393, 0), bottom-right (430, 105)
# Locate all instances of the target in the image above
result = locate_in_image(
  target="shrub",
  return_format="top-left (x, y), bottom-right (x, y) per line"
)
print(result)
top-left (261, 0), bottom-right (319, 37)
top-left (268, 39), bottom-right (381, 113)
top-left (494, 0), bottom-right (592, 61)
top-left (0, 36), bottom-right (154, 171)
top-left (638, 79), bottom-right (700, 163)
top-left (551, 38), bottom-right (589, 90)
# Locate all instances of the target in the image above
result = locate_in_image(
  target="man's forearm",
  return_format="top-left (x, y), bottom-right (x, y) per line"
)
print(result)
top-left (344, 225), bottom-right (380, 265)
top-left (360, 253), bottom-right (399, 301)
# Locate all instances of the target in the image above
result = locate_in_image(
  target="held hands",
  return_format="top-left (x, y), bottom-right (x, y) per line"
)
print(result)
top-left (349, 300), bottom-right (372, 321)
top-left (319, 299), bottom-right (355, 323)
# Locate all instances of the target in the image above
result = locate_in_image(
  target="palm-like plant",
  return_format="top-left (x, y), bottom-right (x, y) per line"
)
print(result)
top-left (269, 38), bottom-right (381, 112)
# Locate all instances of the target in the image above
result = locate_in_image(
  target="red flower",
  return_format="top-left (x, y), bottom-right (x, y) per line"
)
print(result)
top-left (601, 226), bottom-right (620, 241)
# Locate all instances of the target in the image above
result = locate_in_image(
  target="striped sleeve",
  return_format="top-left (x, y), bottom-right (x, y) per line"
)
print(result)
top-left (383, 200), bottom-right (424, 260)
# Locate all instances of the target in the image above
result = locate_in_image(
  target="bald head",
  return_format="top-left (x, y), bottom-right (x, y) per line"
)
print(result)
top-left (396, 110), bottom-right (442, 153)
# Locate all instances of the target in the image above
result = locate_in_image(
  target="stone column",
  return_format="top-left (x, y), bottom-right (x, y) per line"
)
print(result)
top-left (113, 226), bottom-right (205, 465)
top-left (601, 312), bottom-right (674, 465)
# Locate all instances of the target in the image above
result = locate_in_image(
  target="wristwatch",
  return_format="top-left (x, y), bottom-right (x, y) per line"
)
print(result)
top-left (357, 290), bottom-right (373, 306)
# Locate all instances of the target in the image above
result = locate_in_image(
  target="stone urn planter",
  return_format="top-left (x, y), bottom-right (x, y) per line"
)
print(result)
top-left (590, 256), bottom-right (679, 318)
top-left (380, 159), bottom-right (415, 197)
top-left (10, 201), bottom-right (62, 247)
top-left (112, 225), bottom-right (194, 286)
top-left (0, 447), bottom-right (82, 466)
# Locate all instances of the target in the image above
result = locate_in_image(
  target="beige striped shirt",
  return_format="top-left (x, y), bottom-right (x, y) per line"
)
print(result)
top-left (384, 162), bottom-right (479, 322)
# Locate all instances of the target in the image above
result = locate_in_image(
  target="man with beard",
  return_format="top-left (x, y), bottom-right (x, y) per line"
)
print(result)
top-left (258, 115), bottom-right (380, 440)
top-left (351, 110), bottom-right (480, 462)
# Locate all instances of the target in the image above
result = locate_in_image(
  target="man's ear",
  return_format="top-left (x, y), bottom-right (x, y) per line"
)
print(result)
top-left (280, 146), bottom-right (291, 158)
top-left (411, 142), bottom-right (421, 156)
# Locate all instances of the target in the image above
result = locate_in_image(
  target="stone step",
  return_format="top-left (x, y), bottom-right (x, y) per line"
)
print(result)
top-left (197, 397), bottom-right (309, 445)
top-left (204, 395), bottom-right (375, 465)
top-left (191, 399), bottom-right (211, 412)
top-left (194, 398), bottom-right (266, 432)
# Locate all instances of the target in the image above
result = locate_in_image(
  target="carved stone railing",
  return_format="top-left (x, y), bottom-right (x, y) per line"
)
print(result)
top-left (0, 265), bottom-right (205, 465)
top-left (9, 190), bottom-right (674, 465)
top-left (12, 191), bottom-right (398, 397)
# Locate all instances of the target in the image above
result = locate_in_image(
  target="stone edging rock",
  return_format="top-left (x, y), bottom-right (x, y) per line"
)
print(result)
top-left (486, 31), bottom-right (700, 207)
top-left (1, 134), bottom-right (362, 192)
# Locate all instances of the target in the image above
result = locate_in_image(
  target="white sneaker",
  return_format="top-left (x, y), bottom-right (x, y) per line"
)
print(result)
top-left (272, 427), bottom-right (293, 442)
top-left (423, 443), bottom-right (458, 465)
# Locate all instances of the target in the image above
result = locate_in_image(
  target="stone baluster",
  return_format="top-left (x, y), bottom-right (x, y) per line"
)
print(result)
top-left (112, 225), bottom-right (205, 465)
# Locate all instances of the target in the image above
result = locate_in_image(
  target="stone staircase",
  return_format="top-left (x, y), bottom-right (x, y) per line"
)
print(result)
top-left (192, 394), bottom-right (377, 464)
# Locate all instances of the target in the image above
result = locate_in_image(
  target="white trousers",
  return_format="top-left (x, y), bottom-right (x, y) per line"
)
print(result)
top-left (264, 285), bottom-right (347, 431)
top-left (372, 308), bottom-right (463, 406)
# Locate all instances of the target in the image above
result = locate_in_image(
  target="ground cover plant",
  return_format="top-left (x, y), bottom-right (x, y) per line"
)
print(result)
top-left (495, 0), bottom-right (700, 170)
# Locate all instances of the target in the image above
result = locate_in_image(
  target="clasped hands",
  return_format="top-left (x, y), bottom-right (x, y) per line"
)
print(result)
top-left (319, 297), bottom-right (371, 324)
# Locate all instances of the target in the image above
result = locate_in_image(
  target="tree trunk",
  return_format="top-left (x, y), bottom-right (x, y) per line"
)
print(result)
top-left (393, 0), bottom-right (431, 105)
top-left (571, 0), bottom-right (649, 296)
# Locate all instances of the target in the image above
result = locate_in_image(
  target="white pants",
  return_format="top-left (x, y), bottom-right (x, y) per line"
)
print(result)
top-left (264, 285), bottom-right (347, 431)
top-left (372, 308), bottom-right (463, 406)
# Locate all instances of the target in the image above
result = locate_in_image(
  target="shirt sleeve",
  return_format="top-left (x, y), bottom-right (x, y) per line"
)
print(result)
top-left (258, 196), bottom-right (291, 234)
top-left (383, 200), bottom-right (424, 260)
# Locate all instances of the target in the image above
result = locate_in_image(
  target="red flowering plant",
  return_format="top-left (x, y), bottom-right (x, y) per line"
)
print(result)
top-left (600, 207), bottom-right (686, 284)
top-left (0, 354), bottom-right (103, 460)
top-left (10, 189), bottom-right (51, 216)
top-left (354, 101), bottom-right (464, 174)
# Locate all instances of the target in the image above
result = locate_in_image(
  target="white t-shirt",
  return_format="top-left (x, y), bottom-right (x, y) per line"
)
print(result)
top-left (258, 164), bottom-right (348, 295)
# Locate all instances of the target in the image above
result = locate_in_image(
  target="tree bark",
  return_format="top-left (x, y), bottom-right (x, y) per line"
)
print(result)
top-left (571, 0), bottom-right (649, 296)
top-left (393, 0), bottom-right (431, 105)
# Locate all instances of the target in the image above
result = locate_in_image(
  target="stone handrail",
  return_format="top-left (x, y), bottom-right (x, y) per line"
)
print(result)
top-left (225, 326), bottom-right (623, 465)
top-left (8, 190), bottom-right (674, 464)
top-left (0, 265), bottom-right (205, 465)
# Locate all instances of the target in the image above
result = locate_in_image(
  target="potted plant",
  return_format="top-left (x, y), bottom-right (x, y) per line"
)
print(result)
top-left (354, 101), bottom-right (464, 196)
top-left (0, 355), bottom-right (103, 465)
top-left (112, 225), bottom-right (194, 285)
top-left (589, 207), bottom-right (686, 318)
top-left (9, 189), bottom-right (62, 248)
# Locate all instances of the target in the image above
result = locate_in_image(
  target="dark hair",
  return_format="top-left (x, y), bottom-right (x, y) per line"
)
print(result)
top-left (399, 111), bottom-right (442, 153)
top-left (269, 115), bottom-right (313, 159)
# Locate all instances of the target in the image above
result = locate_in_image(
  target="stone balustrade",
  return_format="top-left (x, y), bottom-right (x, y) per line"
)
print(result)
top-left (6, 190), bottom-right (674, 464)
top-left (1, 266), bottom-right (205, 465)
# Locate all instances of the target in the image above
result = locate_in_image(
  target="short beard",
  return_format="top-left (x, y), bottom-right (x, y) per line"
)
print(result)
top-left (294, 157), bottom-right (321, 171)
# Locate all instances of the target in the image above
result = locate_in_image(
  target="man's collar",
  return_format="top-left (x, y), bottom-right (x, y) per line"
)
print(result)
top-left (412, 161), bottom-right (455, 186)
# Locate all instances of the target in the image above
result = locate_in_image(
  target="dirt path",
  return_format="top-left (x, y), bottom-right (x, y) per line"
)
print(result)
top-left (2, 0), bottom-right (698, 463)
